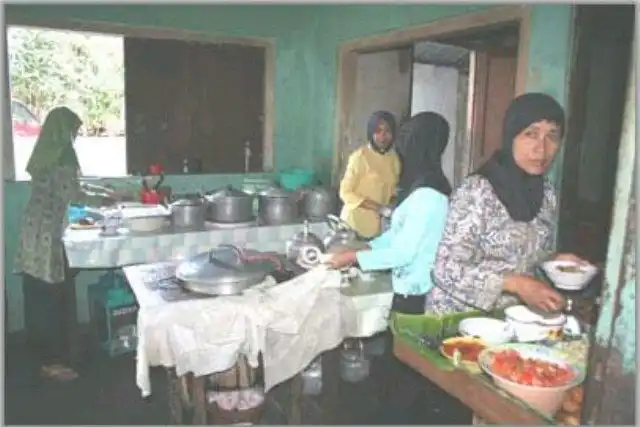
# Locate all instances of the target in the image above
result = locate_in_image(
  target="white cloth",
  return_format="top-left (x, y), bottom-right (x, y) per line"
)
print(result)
top-left (124, 263), bottom-right (392, 397)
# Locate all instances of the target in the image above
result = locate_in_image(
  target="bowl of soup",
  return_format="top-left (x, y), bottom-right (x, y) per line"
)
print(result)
top-left (541, 260), bottom-right (598, 291)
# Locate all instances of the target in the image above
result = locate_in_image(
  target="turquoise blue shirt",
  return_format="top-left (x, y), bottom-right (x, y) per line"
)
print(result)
top-left (356, 187), bottom-right (448, 296)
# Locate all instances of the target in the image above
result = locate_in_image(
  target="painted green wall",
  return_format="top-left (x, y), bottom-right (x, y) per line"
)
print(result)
top-left (4, 4), bottom-right (575, 332)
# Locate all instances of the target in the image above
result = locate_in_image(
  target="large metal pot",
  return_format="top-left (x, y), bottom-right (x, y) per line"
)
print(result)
top-left (175, 245), bottom-right (278, 296)
top-left (285, 220), bottom-right (325, 264)
top-left (170, 195), bottom-right (207, 229)
top-left (323, 214), bottom-right (361, 253)
top-left (300, 183), bottom-right (337, 221)
top-left (206, 185), bottom-right (255, 223)
top-left (257, 186), bottom-right (299, 225)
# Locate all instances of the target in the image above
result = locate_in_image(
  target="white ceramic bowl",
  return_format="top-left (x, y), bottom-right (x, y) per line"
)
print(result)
top-left (504, 305), bottom-right (566, 343)
top-left (458, 317), bottom-right (514, 345)
top-left (541, 260), bottom-right (598, 291)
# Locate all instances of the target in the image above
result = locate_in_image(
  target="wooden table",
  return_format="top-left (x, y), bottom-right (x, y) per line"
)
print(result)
top-left (393, 338), bottom-right (556, 425)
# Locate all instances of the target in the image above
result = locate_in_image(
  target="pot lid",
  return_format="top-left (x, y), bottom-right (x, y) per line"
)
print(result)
top-left (210, 185), bottom-right (251, 199)
top-left (259, 185), bottom-right (291, 198)
top-left (175, 246), bottom-right (274, 287)
top-left (172, 196), bottom-right (204, 207)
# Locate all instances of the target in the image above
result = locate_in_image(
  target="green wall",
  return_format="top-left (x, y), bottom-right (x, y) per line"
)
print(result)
top-left (4, 4), bottom-right (575, 332)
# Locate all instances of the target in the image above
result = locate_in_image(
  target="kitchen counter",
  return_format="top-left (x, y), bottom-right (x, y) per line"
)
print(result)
top-left (62, 221), bottom-right (328, 269)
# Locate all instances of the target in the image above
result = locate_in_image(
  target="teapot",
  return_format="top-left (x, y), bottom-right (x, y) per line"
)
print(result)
top-left (285, 220), bottom-right (325, 264)
top-left (323, 214), bottom-right (361, 253)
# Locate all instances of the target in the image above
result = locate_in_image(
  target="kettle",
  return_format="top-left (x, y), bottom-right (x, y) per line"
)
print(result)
top-left (285, 220), bottom-right (325, 264)
top-left (323, 214), bottom-right (360, 253)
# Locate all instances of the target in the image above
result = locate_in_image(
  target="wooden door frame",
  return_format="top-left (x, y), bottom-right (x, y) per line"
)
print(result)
top-left (5, 17), bottom-right (276, 173)
top-left (332, 5), bottom-right (532, 185)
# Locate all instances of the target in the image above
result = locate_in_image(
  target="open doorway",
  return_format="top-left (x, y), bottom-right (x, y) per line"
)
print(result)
top-left (332, 6), bottom-right (530, 186)
top-left (557, 5), bottom-right (635, 265)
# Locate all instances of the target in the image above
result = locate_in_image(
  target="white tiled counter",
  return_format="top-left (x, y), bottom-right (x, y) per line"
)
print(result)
top-left (63, 221), bottom-right (329, 269)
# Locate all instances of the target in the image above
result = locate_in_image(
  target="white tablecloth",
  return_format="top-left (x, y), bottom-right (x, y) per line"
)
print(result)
top-left (123, 263), bottom-right (393, 397)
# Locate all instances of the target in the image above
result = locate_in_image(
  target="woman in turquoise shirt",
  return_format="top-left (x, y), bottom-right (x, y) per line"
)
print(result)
top-left (327, 112), bottom-right (452, 424)
top-left (327, 111), bottom-right (451, 313)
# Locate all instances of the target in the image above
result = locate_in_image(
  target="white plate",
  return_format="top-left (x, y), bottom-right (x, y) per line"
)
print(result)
top-left (458, 317), bottom-right (514, 345)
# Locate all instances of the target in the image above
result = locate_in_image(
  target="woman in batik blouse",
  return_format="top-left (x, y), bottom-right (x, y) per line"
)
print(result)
top-left (427, 93), bottom-right (588, 315)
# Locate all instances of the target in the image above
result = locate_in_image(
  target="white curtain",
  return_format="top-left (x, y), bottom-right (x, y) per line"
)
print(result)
top-left (2, 23), bottom-right (14, 180)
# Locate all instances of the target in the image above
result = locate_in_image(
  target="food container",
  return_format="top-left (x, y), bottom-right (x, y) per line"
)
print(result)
top-left (541, 260), bottom-right (598, 291)
top-left (119, 204), bottom-right (171, 233)
top-left (439, 336), bottom-right (487, 374)
top-left (458, 317), bottom-right (515, 345)
top-left (170, 195), bottom-right (207, 229)
top-left (340, 340), bottom-right (370, 383)
top-left (257, 185), bottom-right (300, 225)
top-left (504, 305), bottom-right (566, 342)
top-left (175, 245), bottom-right (279, 296)
top-left (478, 343), bottom-right (586, 416)
top-left (205, 186), bottom-right (255, 223)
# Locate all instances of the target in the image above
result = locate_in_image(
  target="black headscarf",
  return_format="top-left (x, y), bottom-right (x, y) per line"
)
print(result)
top-left (394, 112), bottom-right (452, 204)
top-left (475, 93), bottom-right (565, 222)
top-left (366, 110), bottom-right (397, 154)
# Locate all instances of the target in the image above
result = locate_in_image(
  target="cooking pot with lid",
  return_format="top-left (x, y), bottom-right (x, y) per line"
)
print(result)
top-left (170, 194), bottom-right (207, 229)
top-left (300, 183), bottom-right (337, 221)
top-left (175, 245), bottom-right (279, 296)
top-left (257, 185), bottom-right (299, 225)
top-left (205, 185), bottom-right (255, 223)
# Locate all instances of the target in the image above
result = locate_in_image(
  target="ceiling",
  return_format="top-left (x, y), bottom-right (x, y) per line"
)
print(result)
top-left (412, 40), bottom-right (470, 70)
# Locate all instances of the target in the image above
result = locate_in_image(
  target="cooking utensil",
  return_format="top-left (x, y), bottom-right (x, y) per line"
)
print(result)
top-left (175, 245), bottom-right (279, 296)
top-left (257, 185), bottom-right (299, 225)
top-left (504, 305), bottom-right (566, 342)
top-left (120, 204), bottom-right (171, 233)
top-left (285, 220), bottom-right (325, 264)
top-left (340, 340), bottom-right (370, 383)
top-left (323, 214), bottom-right (361, 252)
top-left (300, 182), bottom-right (337, 221)
top-left (170, 195), bottom-right (207, 229)
top-left (206, 186), bottom-right (255, 223)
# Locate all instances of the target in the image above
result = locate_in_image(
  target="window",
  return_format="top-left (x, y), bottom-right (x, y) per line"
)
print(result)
top-left (7, 24), bottom-right (273, 181)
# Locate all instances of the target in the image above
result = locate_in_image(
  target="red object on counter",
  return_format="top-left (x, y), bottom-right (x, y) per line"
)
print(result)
top-left (149, 163), bottom-right (163, 175)
top-left (140, 189), bottom-right (163, 205)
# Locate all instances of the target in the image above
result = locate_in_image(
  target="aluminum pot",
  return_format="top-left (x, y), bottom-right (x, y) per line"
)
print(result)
top-left (206, 185), bottom-right (255, 223)
top-left (257, 186), bottom-right (299, 225)
top-left (300, 183), bottom-right (337, 221)
top-left (170, 195), bottom-right (207, 229)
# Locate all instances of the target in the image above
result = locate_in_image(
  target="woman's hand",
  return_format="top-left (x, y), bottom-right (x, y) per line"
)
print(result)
top-left (553, 253), bottom-right (590, 265)
top-left (504, 274), bottom-right (565, 313)
top-left (325, 250), bottom-right (358, 269)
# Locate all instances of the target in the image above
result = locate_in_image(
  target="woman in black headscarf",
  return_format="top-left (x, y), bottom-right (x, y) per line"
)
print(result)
top-left (327, 112), bottom-right (453, 424)
top-left (427, 93), bottom-right (589, 315)
top-left (394, 111), bottom-right (452, 204)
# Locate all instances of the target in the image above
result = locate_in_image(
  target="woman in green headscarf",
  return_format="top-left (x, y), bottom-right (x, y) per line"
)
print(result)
top-left (15, 106), bottom-right (119, 382)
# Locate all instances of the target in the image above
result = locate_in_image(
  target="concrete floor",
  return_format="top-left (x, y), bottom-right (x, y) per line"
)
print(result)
top-left (5, 338), bottom-right (472, 425)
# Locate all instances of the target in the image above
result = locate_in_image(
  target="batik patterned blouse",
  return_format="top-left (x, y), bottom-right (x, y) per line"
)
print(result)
top-left (425, 174), bottom-right (557, 315)
top-left (14, 166), bottom-right (104, 284)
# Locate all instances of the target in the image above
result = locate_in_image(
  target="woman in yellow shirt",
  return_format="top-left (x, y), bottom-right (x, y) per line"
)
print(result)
top-left (339, 111), bottom-right (401, 238)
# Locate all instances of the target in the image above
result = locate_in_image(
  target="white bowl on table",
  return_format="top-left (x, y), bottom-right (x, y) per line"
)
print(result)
top-left (504, 305), bottom-right (566, 343)
top-left (541, 260), bottom-right (598, 291)
top-left (458, 317), bottom-right (515, 345)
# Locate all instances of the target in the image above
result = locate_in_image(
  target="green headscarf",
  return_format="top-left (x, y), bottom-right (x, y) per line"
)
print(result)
top-left (26, 106), bottom-right (83, 177)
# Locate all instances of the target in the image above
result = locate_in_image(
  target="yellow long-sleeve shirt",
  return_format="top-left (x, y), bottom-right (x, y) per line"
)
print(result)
top-left (339, 145), bottom-right (400, 238)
